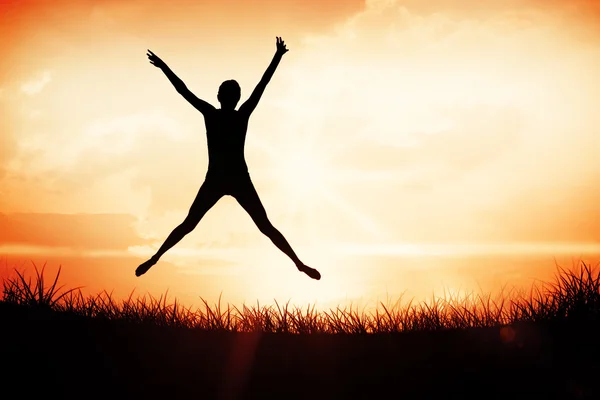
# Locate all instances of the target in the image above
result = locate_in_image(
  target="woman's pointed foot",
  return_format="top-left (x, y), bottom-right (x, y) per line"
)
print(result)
top-left (136, 257), bottom-right (157, 277)
top-left (298, 264), bottom-right (321, 280)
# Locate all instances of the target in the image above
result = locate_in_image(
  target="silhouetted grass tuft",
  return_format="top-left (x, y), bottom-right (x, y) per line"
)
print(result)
top-left (1, 260), bottom-right (599, 333)
top-left (1, 262), bottom-right (82, 310)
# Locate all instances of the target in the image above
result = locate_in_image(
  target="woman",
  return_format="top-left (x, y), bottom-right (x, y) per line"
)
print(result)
top-left (136, 37), bottom-right (321, 281)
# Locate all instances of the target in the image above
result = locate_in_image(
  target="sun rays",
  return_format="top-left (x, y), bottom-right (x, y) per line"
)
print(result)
top-left (250, 127), bottom-right (389, 247)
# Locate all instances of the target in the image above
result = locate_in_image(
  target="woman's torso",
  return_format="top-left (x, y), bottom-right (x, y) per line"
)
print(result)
top-left (204, 109), bottom-right (249, 175)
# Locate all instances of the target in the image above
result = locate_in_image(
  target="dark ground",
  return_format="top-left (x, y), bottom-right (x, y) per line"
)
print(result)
top-left (1, 302), bottom-right (598, 399)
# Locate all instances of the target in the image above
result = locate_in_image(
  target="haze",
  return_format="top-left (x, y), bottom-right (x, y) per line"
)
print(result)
top-left (1, 0), bottom-right (599, 308)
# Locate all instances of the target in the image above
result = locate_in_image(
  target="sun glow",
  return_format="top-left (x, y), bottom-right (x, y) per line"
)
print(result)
top-left (3, 0), bottom-right (600, 311)
top-left (276, 147), bottom-right (329, 200)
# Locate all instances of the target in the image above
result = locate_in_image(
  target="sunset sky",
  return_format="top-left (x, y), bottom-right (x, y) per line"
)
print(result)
top-left (1, 0), bottom-right (600, 309)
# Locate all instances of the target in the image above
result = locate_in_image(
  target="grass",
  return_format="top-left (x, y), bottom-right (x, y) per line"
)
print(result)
top-left (2, 260), bottom-right (600, 398)
top-left (2, 260), bottom-right (599, 334)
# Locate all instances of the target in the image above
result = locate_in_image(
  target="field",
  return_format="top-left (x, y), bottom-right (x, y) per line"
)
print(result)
top-left (1, 261), bottom-right (599, 399)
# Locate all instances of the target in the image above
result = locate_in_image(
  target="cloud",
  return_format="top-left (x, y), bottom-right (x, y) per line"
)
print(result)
top-left (4, 0), bottom-right (600, 250)
top-left (281, 8), bottom-right (530, 169)
top-left (0, 92), bottom-right (17, 181)
top-left (13, 110), bottom-right (192, 172)
top-left (262, 0), bottom-right (600, 244)
top-left (363, 0), bottom-right (600, 19)
top-left (0, 212), bottom-right (151, 250)
top-left (4, 109), bottom-right (202, 212)
top-left (20, 71), bottom-right (52, 96)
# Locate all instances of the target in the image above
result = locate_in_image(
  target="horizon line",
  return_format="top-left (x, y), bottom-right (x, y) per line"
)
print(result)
top-left (0, 241), bottom-right (599, 258)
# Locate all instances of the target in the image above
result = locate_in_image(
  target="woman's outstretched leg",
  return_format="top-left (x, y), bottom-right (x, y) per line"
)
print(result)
top-left (136, 181), bottom-right (222, 277)
top-left (233, 179), bottom-right (321, 280)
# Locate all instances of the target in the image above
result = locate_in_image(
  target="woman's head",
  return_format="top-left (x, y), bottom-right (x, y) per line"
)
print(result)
top-left (217, 80), bottom-right (241, 110)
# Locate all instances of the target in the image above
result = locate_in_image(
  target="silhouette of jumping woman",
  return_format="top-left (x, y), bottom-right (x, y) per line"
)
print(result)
top-left (136, 37), bottom-right (321, 280)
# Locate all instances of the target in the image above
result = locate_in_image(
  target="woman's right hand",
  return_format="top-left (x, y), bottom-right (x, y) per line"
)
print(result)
top-left (275, 37), bottom-right (289, 56)
top-left (147, 50), bottom-right (166, 68)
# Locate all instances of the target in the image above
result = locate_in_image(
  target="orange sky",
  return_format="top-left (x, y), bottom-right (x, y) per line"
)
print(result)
top-left (1, 0), bottom-right (600, 309)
